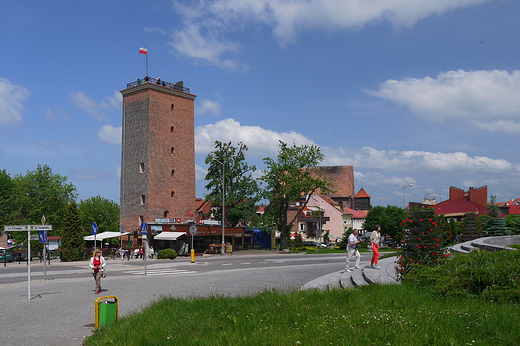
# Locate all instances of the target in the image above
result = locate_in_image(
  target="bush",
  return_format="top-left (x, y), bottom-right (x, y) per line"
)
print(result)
top-left (157, 248), bottom-right (177, 259)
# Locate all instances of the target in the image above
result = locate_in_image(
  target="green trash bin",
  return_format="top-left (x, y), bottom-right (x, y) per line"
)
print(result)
top-left (95, 296), bottom-right (119, 329)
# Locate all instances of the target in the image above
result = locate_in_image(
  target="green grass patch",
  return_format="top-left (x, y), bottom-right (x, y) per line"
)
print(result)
top-left (85, 284), bottom-right (519, 346)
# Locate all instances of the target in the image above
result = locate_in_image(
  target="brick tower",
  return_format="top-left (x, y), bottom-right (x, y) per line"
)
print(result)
top-left (120, 79), bottom-right (196, 235)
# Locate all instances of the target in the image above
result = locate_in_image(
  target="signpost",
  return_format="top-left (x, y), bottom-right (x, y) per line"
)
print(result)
top-left (92, 222), bottom-right (98, 250)
top-left (189, 225), bottom-right (197, 263)
top-left (141, 223), bottom-right (148, 276)
top-left (4, 221), bottom-right (52, 301)
top-left (40, 215), bottom-right (48, 281)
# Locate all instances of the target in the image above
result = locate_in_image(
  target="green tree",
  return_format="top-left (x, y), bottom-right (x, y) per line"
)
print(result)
top-left (61, 201), bottom-right (85, 261)
top-left (487, 194), bottom-right (502, 218)
top-left (204, 141), bottom-right (261, 227)
top-left (504, 214), bottom-right (520, 234)
top-left (363, 205), bottom-right (405, 240)
top-left (483, 217), bottom-right (510, 236)
top-left (78, 196), bottom-right (120, 238)
top-left (0, 169), bottom-right (15, 227)
top-left (261, 142), bottom-right (334, 250)
top-left (9, 164), bottom-right (77, 246)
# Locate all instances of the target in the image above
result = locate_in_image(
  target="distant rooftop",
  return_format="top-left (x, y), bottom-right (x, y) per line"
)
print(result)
top-left (126, 77), bottom-right (190, 94)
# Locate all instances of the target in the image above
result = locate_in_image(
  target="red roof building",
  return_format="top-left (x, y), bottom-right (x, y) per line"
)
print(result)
top-left (434, 186), bottom-right (488, 219)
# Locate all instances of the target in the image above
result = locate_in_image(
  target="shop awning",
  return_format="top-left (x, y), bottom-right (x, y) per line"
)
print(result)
top-left (84, 231), bottom-right (131, 241)
top-left (154, 232), bottom-right (186, 240)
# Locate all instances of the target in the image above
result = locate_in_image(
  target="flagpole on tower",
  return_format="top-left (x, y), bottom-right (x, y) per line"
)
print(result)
top-left (139, 47), bottom-right (148, 77)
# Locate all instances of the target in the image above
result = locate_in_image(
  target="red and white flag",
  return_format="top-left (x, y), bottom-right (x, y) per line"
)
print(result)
top-left (139, 47), bottom-right (147, 55)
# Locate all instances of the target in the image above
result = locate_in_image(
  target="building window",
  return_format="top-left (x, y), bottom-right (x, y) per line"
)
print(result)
top-left (171, 169), bottom-right (175, 176)
top-left (170, 126), bottom-right (174, 132)
top-left (139, 215), bottom-right (144, 224)
top-left (140, 195), bottom-right (146, 205)
top-left (139, 162), bottom-right (145, 173)
top-left (171, 191), bottom-right (174, 197)
top-left (164, 210), bottom-right (169, 218)
top-left (171, 104), bottom-right (174, 111)
top-left (300, 223), bottom-right (306, 231)
top-left (170, 147), bottom-right (174, 154)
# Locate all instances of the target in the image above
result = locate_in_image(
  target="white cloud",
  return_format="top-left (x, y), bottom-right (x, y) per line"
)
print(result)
top-left (366, 70), bottom-right (520, 133)
top-left (195, 164), bottom-right (207, 180)
top-left (195, 98), bottom-right (222, 116)
top-left (323, 146), bottom-right (514, 175)
top-left (98, 125), bottom-right (122, 145)
top-left (195, 118), bottom-right (315, 156)
top-left (0, 78), bottom-right (30, 126)
top-left (354, 171), bottom-right (416, 187)
top-left (70, 91), bottom-right (121, 121)
top-left (170, 0), bottom-right (491, 67)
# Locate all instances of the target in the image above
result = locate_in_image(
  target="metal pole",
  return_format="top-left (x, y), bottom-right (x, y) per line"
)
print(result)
top-left (222, 163), bottom-right (225, 255)
top-left (27, 230), bottom-right (31, 301)
top-left (43, 242), bottom-right (46, 281)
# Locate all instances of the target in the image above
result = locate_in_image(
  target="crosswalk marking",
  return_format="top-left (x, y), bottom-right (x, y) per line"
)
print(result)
top-left (124, 269), bottom-right (197, 276)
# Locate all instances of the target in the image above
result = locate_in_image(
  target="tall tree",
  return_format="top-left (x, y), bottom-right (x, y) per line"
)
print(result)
top-left (363, 205), bottom-right (405, 239)
top-left (61, 201), bottom-right (85, 261)
top-left (204, 141), bottom-right (261, 227)
top-left (0, 169), bottom-right (15, 227)
top-left (11, 164), bottom-right (77, 230)
top-left (487, 194), bottom-right (502, 218)
top-left (78, 196), bottom-right (120, 237)
top-left (261, 141), bottom-right (334, 249)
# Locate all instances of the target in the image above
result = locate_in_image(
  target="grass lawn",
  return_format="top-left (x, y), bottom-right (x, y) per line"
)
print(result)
top-left (84, 283), bottom-right (519, 346)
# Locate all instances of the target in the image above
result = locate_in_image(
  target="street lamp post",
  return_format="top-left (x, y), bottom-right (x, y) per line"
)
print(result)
top-left (214, 154), bottom-right (237, 255)
top-left (403, 184), bottom-right (413, 209)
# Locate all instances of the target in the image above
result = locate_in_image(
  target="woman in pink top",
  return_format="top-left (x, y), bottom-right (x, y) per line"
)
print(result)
top-left (370, 225), bottom-right (381, 269)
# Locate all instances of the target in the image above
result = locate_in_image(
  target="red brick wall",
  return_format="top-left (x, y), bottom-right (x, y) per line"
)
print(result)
top-left (120, 84), bottom-right (196, 233)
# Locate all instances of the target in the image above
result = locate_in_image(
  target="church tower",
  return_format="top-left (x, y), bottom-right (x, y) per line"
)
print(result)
top-left (120, 79), bottom-right (196, 235)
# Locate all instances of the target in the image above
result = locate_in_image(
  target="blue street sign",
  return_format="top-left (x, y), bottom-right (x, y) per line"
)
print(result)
top-left (39, 230), bottom-right (47, 243)
top-left (141, 223), bottom-right (148, 235)
top-left (91, 222), bottom-right (97, 235)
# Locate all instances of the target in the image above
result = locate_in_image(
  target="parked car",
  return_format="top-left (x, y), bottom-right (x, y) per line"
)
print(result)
top-left (0, 249), bottom-right (15, 262)
top-left (303, 241), bottom-right (316, 247)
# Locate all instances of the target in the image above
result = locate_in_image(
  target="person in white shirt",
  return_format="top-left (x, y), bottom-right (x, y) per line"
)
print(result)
top-left (370, 225), bottom-right (382, 269)
top-left (345, 229), bottom-right (362, 272)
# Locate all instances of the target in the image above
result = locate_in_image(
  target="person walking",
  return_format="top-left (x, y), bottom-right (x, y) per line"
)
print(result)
top-left (89, 249), bottom-right (106, 294)
top-left (370, 225), bottom-right (382, 269)
top-left (345, 229), bottom-right (362, 272)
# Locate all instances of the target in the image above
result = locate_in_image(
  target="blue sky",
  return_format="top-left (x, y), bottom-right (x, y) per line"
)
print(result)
top-left (1, 0), bottom-right (519, 208)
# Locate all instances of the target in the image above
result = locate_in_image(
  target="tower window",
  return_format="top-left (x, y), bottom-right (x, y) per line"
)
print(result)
top-left (171, 169), bottom-right (175, 176)
top-left (139, 163), bottom-right (145, 173)
top-left (171, 191), bottom-right (175, 197)
top-left (140, 195), bottom-right (146, 205)
top-left (170, 147), bottom-right (174, 154)
top-left (170, 126), bottom-right (174, 132)
top-left (139, 215), bottom-right (144, 224)
top-left (171, 104), bottom-right (174, 110)
top-left (164, 210), bottom-right (169, 218)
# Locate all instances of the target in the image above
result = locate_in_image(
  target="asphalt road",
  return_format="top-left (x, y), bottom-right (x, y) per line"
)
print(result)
top-left (0, 251), bottom-right (372, 346)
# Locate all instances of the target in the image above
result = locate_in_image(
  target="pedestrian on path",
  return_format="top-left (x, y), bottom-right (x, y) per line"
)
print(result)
top-left (89, 249), bottom-right (106, 294)
top-left (370, 225), bottom-right (381, 269)
top-left (345, 229), bottom-right (362, 272)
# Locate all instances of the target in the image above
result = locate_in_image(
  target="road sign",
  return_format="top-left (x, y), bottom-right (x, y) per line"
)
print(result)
top-left (39, 230), bottom-right (47, 243)
top-left (176, 218), bottom-right (181, 223)
top-left (30, 225), bottom-right (52, 231)
top-left (4, 225), bottom-right (28, 231)
top-left (141, 223), bottom-right (148, 235)
top-left (189, 225), bottom-right (197, 236)
top-left (41, 215), bottom-right (46, 225)
top-left (91, 222), bottom-right (97, 235)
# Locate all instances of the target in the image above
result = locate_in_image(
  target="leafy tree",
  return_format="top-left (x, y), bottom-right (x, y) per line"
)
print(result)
top-left (363, 205), bottom-right (405, 240)
top-left (483, 217), bottom-right (511, 236)
top-left (9, 164), bottom-right (77, 246)
top-left (487, 194), bottom-right (502, 218)
top-left (0, 169), bottom-right (15, 227)
top-left (261, 141), bottom-right (334, 250)
top-left (61, 201), bottom-right (85, 261)
top-left (11, 164), bottom-right (77, 228)
top-left (504, 214), bottom-right (520, 234)
top-left (78, 196), bottom-right (120, 238)
top-left (204, 141), bottom-right (261, 227)
top-left (337, 227), bottom-right (353, 249)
